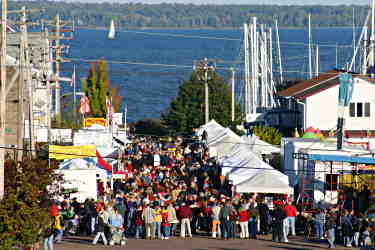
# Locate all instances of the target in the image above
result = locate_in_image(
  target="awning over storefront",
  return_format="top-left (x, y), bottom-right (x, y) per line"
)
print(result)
top-left (308, 154), bottom-right (375, 164)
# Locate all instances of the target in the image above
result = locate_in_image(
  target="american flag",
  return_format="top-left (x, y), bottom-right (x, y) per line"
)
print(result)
top-left (79, 96), bottom-right (90, 114)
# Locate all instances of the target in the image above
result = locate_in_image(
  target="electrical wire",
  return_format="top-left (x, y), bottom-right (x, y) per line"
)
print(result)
top-left (82, 28), bottom-right (357, 49)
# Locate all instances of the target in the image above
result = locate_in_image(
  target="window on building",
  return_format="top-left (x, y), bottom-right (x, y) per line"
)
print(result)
top-left (325, 174), bottom-right (339, 191)
top-left (357, 103), bottom-right (363, 117)
top-left (365, 102), bottom-right (371, 117)
top-left (349, 103), bottom-right (356, 117)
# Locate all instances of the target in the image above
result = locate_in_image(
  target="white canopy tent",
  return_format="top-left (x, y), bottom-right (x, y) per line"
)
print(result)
top-left (241, 135), bottom-right (280, 156)
top-left (221, 143), bottom-right (287, 185)
top-left (199, 120), bottom-right (291, 194)
top-left (235, 172), bottom-right (293, 194)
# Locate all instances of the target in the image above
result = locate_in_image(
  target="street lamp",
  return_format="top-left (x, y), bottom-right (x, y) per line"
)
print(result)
top-left (194, 58), bottom-right (215, 124)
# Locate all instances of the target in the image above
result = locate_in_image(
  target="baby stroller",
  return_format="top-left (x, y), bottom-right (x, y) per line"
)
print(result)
top-left (109, 225), bottom-right (127, 246)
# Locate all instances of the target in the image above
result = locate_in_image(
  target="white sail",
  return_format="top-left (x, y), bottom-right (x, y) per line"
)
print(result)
top-left (108, 19), bottom-right (115, 39)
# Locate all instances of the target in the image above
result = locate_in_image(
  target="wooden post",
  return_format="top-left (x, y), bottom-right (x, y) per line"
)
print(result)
top-left (0, 0), bottom-right (7, 199)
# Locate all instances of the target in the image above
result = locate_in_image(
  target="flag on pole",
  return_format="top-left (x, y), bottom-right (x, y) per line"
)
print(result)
top-left (70, 66), bottom-right (76, 87)
top-left (125, 104), bottom-right (128, 114)
top-left (79, 96), bottom-right (90, 114)
top-left (106, 96), bottom-right (113, 122)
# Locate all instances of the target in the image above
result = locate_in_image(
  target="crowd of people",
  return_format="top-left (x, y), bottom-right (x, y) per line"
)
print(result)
top-left (43, 136), bottom-right (375, 249)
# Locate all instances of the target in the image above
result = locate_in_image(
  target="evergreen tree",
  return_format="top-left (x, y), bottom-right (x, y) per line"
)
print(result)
top-left (162, 70), bottom-right (242, 134)
top-left (81, 58), bottom-right (121, 117)
top-left (0, 159), bottom-right (60, 250)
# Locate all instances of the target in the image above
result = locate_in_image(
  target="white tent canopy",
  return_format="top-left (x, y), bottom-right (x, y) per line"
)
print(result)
top-left (241, 135), bottom-right (280, 156)
top-left (199, 120), bottom-right (291, 194)
top-left (221, 143), bottom-right (287, 185)
top-left (235, 172), bottom-right (293, 194)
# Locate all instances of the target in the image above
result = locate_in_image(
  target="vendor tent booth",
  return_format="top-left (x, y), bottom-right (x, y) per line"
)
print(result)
top-left (241, 135), bottom-right (280, 156)
top-left (57, 158), bottom-right (108, 202)
top-left (235, 172), bottom-right (293, 194)
top-left (199, 120), bottom-right (291, 194)
top-left (221, 143), bottom-right (288, 186)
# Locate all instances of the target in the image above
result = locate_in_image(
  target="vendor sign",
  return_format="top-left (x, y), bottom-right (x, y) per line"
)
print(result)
top-left (84, 118), bottom-right (108, 128)
top-left (49, 145), bottom-right (96, 160)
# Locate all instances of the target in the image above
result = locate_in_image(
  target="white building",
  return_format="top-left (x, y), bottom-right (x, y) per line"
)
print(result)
top-left (279, 70), bottom-right (375, 148)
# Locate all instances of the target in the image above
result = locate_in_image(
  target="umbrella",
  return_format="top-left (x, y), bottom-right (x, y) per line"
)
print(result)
top-left (302, 132), bottom-right (319, 139)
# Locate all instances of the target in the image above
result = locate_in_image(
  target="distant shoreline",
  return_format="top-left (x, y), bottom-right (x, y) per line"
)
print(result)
top-left (78, 26), bottom-right (360, 31)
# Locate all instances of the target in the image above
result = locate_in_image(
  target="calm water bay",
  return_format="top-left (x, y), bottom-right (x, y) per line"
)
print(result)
top-left (61, 27), bottom-right (358, 122)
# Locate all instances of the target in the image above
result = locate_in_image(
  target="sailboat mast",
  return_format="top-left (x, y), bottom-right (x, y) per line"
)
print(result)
top-left (253, 17), bottom-right (258, 112)
top-left (316, 45), bottom-right (319, 77)
top-left (275, 19), bottom-right (283, 85)
top-left (372, 0), bottom-right (375, 76)
top-left (308, 14), bottom-right (312, 79)
top-left (243, 23), bottom-right (250, 116)
top-left (353, 7), bottom-right (356, 71)
top-left (363, 26), bottom-right (368, 75)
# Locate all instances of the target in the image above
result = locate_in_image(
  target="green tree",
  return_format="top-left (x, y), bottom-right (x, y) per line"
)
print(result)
top-left (0, 159), bottom-right (60, 250)
top-left (134, 119), bottom-right (169, 136)
top-left (162, 70), bottom-right (242, 135)
top-left (81, 58), bottom-right (121, 118)
top-left (253, 125), bottom-right (282, 145)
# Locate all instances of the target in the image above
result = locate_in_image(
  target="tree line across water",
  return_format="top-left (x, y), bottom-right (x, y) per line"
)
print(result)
top-left (8, 1), bottom-right (371, 28)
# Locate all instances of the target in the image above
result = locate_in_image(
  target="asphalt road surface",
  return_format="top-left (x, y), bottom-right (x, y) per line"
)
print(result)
top-left (54, 234), bottom-right (357, 250)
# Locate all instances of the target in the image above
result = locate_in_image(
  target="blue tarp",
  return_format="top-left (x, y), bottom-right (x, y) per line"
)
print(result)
top-left (308, 154), bottom-right (375, 164)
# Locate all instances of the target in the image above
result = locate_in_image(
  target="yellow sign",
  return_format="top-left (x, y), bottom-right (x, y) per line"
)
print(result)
top-left (49, 145), bottom-right (97, 160)
top-left (84, 118), bottom-right (108, 128)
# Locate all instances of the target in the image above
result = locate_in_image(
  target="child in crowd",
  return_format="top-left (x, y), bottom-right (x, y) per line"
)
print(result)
top-left (162, 205), bottom-right (171, 240)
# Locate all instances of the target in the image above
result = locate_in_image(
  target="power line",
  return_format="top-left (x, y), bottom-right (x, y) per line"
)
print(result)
top-left (95, 28), bottom-right (356, 48)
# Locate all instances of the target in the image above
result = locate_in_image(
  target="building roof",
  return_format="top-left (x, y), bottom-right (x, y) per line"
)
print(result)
top-left (277, 69), bottom-right (365, 100)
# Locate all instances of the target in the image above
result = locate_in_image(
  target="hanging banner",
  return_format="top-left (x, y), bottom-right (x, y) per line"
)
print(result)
top-left (84, 118), bottom-right (108, 128)
top-left (49, 145), bottom-right (97, 160)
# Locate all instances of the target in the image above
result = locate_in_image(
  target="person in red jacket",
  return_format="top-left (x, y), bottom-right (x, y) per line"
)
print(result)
top-left (283, 200), bottom-right (297, 236)
top-left (178, 202), bottom-right (192, 238)
top-left (238, 208), bottom-right (249, 239)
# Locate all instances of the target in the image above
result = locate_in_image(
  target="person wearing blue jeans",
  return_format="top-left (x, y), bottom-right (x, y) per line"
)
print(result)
top-left (249, 217), bottom-right (257, 239)
top-left (314, 209), bottom-right (325, 240)
top-left (135, 225), bottom-right (144, 239)
top-left (227, 220), bottom-right (235, 239)
top-left (163, 225), bottom-right (171, 239)
top-left (327, 228), bottom-right (335, 248)
top-left (154, 222), bottom-right (162, 240)
top-left (43, 233), bottom-right (54, 250)
top-left (220, 219), bottom-right (229, 239)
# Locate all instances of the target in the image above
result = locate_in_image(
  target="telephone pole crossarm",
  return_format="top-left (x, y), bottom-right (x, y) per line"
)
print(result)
top-left (194, 58), bottom-right (216, 124)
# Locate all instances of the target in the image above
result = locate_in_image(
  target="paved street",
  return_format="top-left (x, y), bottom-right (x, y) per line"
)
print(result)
top-left (55, 235), bottom-right (355, 250)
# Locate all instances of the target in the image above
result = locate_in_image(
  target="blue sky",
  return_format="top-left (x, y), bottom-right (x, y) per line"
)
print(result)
top-left (108, 0), bottom-right (371, 5)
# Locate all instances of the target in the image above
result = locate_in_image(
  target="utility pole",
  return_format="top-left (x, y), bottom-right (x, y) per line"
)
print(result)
top-left (0, 0), bottom-right (7, 199)
top-left (14, 7), bottom-right (41, 159)
top-left (194, 58), bottom-right (215, 124)
top-left (55, 14), bottom-right (61, 123)
top-left (23, 7), bottom-right (35, 158)
top-left (45, 14), bottom-right (73, 124)
top-left (230, 68), bottom-right (235, 122)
